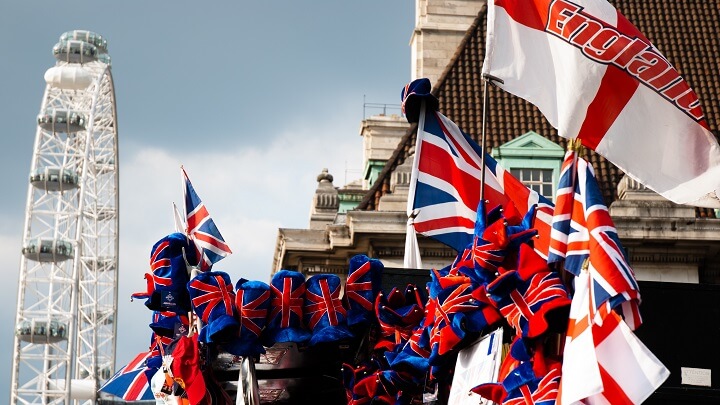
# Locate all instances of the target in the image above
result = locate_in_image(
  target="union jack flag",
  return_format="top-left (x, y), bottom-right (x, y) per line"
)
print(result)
top-left (236, 285), bottom-right (270, 337)
top-left (188, 272), bottom-right (235, 323)
top-left (548, 152), bottom-right (642, 329)
top-left (305, 275), bottom-right (346, 330)
top-left (408, 109), bottom-right (554, 258)
top-left (269, 274), bottom-right (305, 329)
top-left (99, 350), bottom-right (155, 401)
top-left (182, 166), bottom-right (232, 271)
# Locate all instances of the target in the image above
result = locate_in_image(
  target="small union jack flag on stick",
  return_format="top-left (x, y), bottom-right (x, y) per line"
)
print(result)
top-left (182, 166), bottom-right (232, 271)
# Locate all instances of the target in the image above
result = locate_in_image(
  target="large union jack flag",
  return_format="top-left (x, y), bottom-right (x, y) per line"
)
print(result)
top-left (408, 109), bottom-right (554, 258)
top-left (99, 350), bottom-right (155, 401)
top-left (548, 151), bottom-right (642, 329)
top-left (182, 166), bottom-right (232, 271)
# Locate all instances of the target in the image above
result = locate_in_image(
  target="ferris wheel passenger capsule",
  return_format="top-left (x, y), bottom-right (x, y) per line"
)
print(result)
top-left (29, 166), bottom-right (79, 191)
top-left (53, 40), bottom-right (97, 64)
top-left (22, 237), bottom-right (74, 262)
top-left (44, 65), bottom-right (93, 90)
top-left (60, 30), bottom-right (107, 53)
top-left (37, 108), bottom-right (87, 133)
top-left (97, 53), bottom-right (111, 66)
top-left (16, 319), bottom-right (68, 343)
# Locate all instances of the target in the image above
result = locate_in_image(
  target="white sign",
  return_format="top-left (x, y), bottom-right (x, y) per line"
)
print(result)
top-left (448, 328), bottom-right (504, 405)
top-left (681, 367), bottom-right (711, 387)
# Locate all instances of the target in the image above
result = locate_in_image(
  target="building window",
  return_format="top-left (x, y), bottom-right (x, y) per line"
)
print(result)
top-left (490, 131), bottom-right (565, 203)
top-left (510, 168), bottom-right (554, 199)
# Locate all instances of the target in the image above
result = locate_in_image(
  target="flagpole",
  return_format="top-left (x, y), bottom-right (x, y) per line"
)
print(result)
top-left (480, 74), bottom-right (503, 203)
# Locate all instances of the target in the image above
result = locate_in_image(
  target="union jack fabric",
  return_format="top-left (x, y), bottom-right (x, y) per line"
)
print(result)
top-left (225, 279), bottom-right (270, 356)
top-left (345, 254), bottom-right (383, 327)
top-left (408, 108), bottom-right (555, 258)
top-left (548, 152), bottom-right (642, 329)
top-left (266, 270), bottom-right (311, 344)
top-left (304, 274), bottom-right (352, 345)
top-left (235, 280), bottom-right (270, 338)
top-left (188, 271), bottom-right (239, 344)
top-left (375, 285), bottom-right (425, 342)
top-left (130, 233), bottom-right (195, 313)
top-left (99, 350), bottom-right (155, 401)
top-left (486, 245), bottom-right (571, 338)
top-left (483, 0), bottom-right (720, 207)
top-left (478, 361), bottom-right (562, 405)
top-left (182, 167), bottom-right (232, 271)
top-left (429, 282), bottom-right (500, 361)
top-left (188, 271), bottom-right (235, 323)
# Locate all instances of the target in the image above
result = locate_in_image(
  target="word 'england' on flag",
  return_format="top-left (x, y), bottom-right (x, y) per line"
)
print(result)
top-left (483, 0), bottom-right (720, 208)
top-left (407, 106), bottom-right (554, 258)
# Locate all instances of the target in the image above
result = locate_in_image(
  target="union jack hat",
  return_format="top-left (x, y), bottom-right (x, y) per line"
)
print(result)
top-left (187, 271), bottom-right (239, 345)
top-left (149, 311), bottom-right (190, 339)
top-left (132, 233), bottom-right (199, 313)
top-left (386, 325), bottom-right (431, 376)
top-left (428, 282), bottom-right (502, 365)
top-left (223, 279), bottom-right (271, 357)
top-left (471, 337), bottom-right (561, 405)
top-left (304, 274), bottom-right (353, 346)
top-left (345, 254), bottom-right (383, 327)
top-left (375, 284), bottom-right (425, 343)
top-left (400, 78), bottom-right (439, 123)
top-left (265, 270), bottom-right (311, 345)
top-left (486, 245), bottom-right (571, 339)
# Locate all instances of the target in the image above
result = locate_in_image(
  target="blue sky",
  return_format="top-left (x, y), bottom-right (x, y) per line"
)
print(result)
top-left (0, 0), bottom-right (415, 398)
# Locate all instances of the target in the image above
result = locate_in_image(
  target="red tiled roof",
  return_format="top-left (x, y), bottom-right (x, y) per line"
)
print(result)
top-left (358, 0), bottom-right (720, 217)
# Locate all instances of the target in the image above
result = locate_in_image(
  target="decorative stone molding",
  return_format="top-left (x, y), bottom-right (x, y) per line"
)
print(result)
top-left (309, 168), bottom-right (339, 230)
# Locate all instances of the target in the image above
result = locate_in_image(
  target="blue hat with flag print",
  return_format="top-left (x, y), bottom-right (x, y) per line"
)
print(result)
top-left (131, 232), bottom-right (199, 313)
top-left (375, 284), bottom-right (426, 344)
top-left (223, 279), bottom-right (271, 357)
top-left (304, 274), bottom-right (353, 346)
top-left (149, 311), bottom-right (190, 339)
top-left (187, 271), bottom-right (240, 345)
top-left (401, 78), bottom-right (439, 123)
top-left (486, 244), bottom-right (571, 339)
top-left (345, 254), bottom-right (383, 327)
top-left (265, 270), bottom-right (311, 345)
top-left (471, 336), bottom-right (562, 405)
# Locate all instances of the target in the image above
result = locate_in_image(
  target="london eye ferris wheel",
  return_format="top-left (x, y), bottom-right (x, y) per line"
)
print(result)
top-left (11, 30), bottom-right (119, 404)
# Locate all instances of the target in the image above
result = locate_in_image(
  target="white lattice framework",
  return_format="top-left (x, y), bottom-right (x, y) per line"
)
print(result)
top-left (11, 33), bottom-right (119, 405)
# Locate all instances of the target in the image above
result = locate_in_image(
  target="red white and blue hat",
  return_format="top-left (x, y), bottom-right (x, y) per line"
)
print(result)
top-left (400, 78), bottom-right (439, 123)
top-left (223, 279), bottom-right (271, 357)
top-left (131, 233), bottom-right (199, 313)
top-left (345, 254), bottom-right (383, 327)
top-left (187, 271), bottom-right (239, 345)
top-left (304, 274), bottom-right (353, 346)
top-left (265, 270), bottom-right (311, 345)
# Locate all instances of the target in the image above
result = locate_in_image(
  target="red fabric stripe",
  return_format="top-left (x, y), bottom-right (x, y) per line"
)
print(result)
top-left (576, 11), bottom-right (640, 149)
top-left (413, 216), bottom-right (476, 233)
top-left (495, 0), bottom-right (550, 31)
top-left (598, 363), bottom-right (634, 404)
top-left (435, 113), bottom-right (482, 172)
top-left (187, 205), bottom-right (209, 232)
top-left (125, 372), bottom-right (147, 400)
